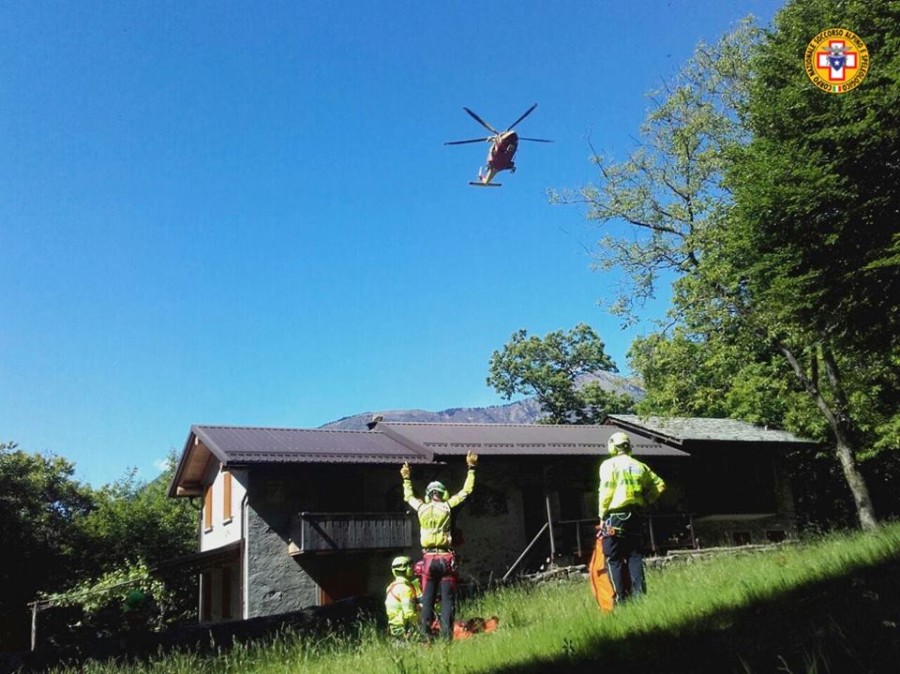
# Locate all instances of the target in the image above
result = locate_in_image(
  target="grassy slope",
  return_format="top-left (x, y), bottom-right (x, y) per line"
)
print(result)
top-left (58, 523), bottom-right (900, 674)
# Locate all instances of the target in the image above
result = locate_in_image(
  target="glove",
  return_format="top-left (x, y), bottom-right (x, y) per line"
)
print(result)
top-left (466, 451), bottom-right (478, 468)
top-left (400, 463), bottom-right (411, 479)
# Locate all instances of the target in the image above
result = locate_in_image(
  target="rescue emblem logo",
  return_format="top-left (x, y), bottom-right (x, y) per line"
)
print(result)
top-left (805, 28), bottom-right (869, 94)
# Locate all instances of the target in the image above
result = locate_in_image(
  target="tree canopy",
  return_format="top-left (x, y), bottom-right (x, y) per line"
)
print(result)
top-left (487, 323), bottom-right (635, 424)
top-left (555, 0), bottom-right (899, 530)
top-left (0, 443), bottom-right (197, 650)
top-left (0, 442), bottom-right (95, 648)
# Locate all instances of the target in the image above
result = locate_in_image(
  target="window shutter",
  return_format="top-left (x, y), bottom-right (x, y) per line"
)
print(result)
top-left (204, 484), bottom-right (213, 530)
top-left (223, 470), bottom-right (233, 521)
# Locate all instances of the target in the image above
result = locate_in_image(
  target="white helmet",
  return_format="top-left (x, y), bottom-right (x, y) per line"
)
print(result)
top-left (426, 481), bottom-right (449, 500)
top-left (608, 432), bottom-right (632, 456)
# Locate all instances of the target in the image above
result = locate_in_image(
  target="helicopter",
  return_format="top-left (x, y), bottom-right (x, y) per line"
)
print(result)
top-left (445, 103), bottom-right (552, 187)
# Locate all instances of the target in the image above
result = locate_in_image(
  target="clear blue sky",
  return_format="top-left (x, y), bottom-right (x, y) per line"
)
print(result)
top-left (1, 0), bottom-right (786, 486)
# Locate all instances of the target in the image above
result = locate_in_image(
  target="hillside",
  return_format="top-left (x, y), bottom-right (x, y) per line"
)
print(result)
top-left (320, 372), bottom-right (645, 430)
top-left (37, 523), bottom-right (900, 673)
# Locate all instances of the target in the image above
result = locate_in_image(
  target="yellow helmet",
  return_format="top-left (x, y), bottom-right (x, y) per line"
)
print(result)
top-left (608, 432), bottom-right (632, 456)
top-left (391, 556), bottom-right (412, 577)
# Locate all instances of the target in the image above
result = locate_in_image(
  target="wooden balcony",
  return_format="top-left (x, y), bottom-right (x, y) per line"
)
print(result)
top-left (289, 512), bottom-right (413, 555)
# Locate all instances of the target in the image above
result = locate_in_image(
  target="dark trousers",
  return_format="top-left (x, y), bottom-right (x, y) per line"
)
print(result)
top-left (602, 514), bottom-right (646, 601)
top-left (420, 554), bottom-right (456, 639)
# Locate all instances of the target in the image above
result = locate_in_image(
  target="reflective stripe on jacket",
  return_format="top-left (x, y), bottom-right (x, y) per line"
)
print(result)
top-left (403, 469), bottom-right (475, 549)
top-left (598, 454), bottom-right (665, 519)
top-left (385, 577), bottom-right (418, 633)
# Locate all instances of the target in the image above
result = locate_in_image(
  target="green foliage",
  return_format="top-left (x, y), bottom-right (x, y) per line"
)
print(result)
top-left (80, 452), bottom-right (196, 569)
top-left (730, 0), bottom-right (900, 357)
top-left (718, 0), bottom-right (900, 527)
top-left (487, 323), bottom-right (634, 424)
top-left (548, 19), bottom-right (762, 325)
top-left (72, 454), bottom-right (199, 630)
top-left (0, 444), bottom-right (198, 649)
top-left (0, 441), bottom-right (96, 649)
top-left (41, 559), bottom-right (170, 633)
top-left (553, 2), bottom-right (898, 529)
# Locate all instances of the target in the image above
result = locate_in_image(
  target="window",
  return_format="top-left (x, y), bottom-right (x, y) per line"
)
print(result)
top-left (766, 530), bottom-right (787, 543)
top-left (223, 471), bottom-right (233, 522)
top-left (203, 484), bottom-right (213, 531)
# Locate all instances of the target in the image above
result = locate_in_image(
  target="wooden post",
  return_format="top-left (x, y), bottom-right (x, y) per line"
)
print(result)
top-left (502, 522), bottom-right (549, 581)
top-left (30, 602), bottom-right (38, 651)
top-left (545, 494), bottom-right (556, 565)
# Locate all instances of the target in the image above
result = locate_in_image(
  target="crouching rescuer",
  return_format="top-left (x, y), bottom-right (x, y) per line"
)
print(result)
top-left (400, 451), bottom-right (477, 640)
top-left (385, 556), bottom-right (419, 639)
top-left (598, 432), bottom-right (666, 603)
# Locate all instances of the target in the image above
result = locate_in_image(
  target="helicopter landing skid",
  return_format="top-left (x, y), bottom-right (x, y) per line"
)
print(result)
top-left (468, 181), bottom-right (502, 187)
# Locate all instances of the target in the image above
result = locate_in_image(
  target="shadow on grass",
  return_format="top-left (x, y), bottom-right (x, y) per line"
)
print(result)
top-left (493, 558), bottom-right (900, 674)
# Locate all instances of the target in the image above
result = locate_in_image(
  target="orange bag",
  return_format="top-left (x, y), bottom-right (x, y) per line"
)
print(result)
top-left (453, 616), bottom-right (500, 639)
top-left (589, 536), bottom-right (615, 612)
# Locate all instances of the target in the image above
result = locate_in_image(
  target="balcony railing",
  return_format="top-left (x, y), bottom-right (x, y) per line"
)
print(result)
top-left (503, 513), bottom-right (697, 580)
top-left (289, 512), bottom-right (412, 555)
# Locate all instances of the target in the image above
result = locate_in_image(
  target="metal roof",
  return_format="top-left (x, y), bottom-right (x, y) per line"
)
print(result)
top-left (608, 415), bottom-right (816, 445)
top-left (167, 425), bottom-right (433, 497)
top-left (194, 425), bottom-right (433, 464)
top-left (169, 420), bottom-right (690, 497)
top-left (379, 422), bottom-right (687, 457)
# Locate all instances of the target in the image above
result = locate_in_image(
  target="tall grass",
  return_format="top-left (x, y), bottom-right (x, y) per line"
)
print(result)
top-left (50, 522), bottom-right (900, 674)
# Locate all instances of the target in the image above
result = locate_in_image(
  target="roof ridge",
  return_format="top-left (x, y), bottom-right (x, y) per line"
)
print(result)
top-left (194, 424), bottom-right (380, 434)
top-left (383, 421), bottom-right (606, 428)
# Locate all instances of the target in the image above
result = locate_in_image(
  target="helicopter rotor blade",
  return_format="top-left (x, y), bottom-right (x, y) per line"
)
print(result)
top-left (444, 137), bottom-right (493, 145)
top-left (518, 137), bottom-right (554, 143)
top-left (463, 107), bottom-right (499, 134)
top-left (507, 103), bottom-right (538, 130)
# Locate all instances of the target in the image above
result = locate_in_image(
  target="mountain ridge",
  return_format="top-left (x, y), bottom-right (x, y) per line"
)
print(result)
top-left (320, 372), bottom-right (644, 431)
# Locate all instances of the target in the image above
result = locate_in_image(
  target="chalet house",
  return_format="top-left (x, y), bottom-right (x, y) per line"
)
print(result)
top-left (168, 418), bottom-right (811, 623)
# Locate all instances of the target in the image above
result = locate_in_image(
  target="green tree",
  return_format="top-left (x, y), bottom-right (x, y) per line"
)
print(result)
top-left (39, 456), bottom-right (200, 640)
top-left (0, 442), bottom-right (95, 650)
top-left (81, 453), bottom-right (196, 570)
top-left (548, 19), bottom-right (761, 326)
top-left (487, 324), bottom-right (635, 424)
top-left (716, 0), bottom-right (900, 530)
top-left (557, 5), bottom-right (899, 530)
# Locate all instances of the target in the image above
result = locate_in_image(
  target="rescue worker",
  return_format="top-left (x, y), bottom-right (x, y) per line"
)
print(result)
top-left (400, 451), bottom-right (477, 640)
top-left (385, 556), bottom-right (419, 639)
top-left (598, 431), bottom-right (666, 603)
top-left (122, 588), bottom-right (150, 632)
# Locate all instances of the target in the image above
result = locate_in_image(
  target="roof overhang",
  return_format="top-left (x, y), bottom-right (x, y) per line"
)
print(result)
top-left (168, 420), bottom-right (691, 499)
top-left (378, 421), bottom-right (689, 458)
top-left (168, 430), bottom-right (218, 498)
top-left (153, 541), bottom-right (242, 572)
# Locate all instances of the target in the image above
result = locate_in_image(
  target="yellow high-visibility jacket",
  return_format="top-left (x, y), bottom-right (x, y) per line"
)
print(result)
top-left (385, 576), bottom-right (419, 636)
top-left (598, 454), bottom-right (666, 519)
top-left (404, 469), bottom-right (475, 549)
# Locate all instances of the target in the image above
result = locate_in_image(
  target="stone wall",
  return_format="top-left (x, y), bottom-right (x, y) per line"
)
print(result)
top-left (246, 502), bottom-right (318, 617)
